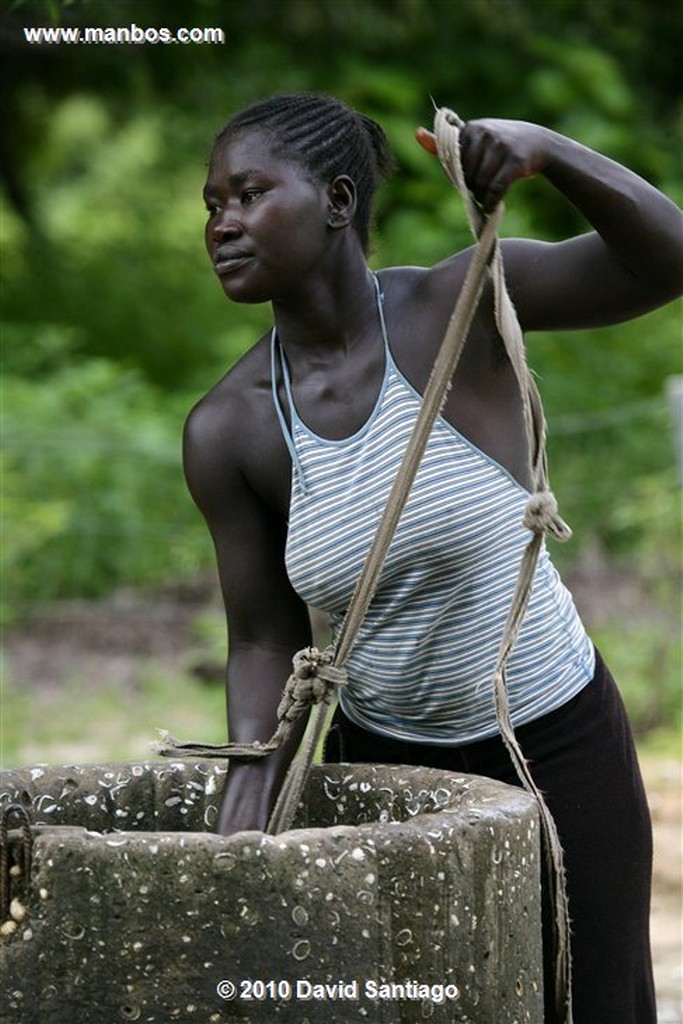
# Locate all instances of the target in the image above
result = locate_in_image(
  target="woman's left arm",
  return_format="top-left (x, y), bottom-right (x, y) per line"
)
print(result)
top-left (418, 119), bottom-right (683, 331)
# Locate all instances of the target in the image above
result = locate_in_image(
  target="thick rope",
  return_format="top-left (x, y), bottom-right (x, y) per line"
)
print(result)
top-left (332, 205), bottom-right (504, 665)
top-left (156, 646), bottom-right (344, 835)
top-left (434, 109), bottom-right (573, 1023)
top-left (267, 202), bottom-right (505, 832)
top-left (156, 646), bottom-right (344, 760)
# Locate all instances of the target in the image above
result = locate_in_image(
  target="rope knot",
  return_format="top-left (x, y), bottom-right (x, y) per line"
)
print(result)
top-left (523, 490), bottom-right (572, 542)
top-left (277, 647), bottom-right (347, 723)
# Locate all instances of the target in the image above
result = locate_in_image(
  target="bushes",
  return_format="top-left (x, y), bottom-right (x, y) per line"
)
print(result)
top-left (3, 2), bottom-right (681, 642)
top-left (2, 356), bottom-right (211, 623)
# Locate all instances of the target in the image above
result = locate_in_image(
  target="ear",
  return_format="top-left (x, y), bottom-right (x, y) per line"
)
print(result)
top-left (326, 175), bottom-right (357, 230)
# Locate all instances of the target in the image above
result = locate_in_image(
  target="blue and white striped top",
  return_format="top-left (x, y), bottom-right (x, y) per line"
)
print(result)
top-left (271, 282), bottom-right (594, 745)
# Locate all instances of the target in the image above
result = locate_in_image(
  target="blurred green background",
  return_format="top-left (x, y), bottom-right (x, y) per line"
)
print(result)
top-left (1, 0), bottom-right (681, 766)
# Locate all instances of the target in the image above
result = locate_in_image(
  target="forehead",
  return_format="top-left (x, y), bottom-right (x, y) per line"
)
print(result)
top-left (206, 128), bottom-right (309, 187)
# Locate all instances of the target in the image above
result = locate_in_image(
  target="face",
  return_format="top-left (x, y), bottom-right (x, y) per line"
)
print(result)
top-left (203, 129), bottom-right (330, 304)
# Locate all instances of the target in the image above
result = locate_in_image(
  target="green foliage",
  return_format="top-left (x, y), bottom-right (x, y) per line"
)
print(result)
top-left (2, 357), bottom-right (213, 621)
top-left (2, 0), bottom-right (682, 697)
top-left (1, 98), bottom-right (269, 391)
top-left (535, 302), bottom-right (682, 559)
top-left (592, 615), bottom-right (681, 741)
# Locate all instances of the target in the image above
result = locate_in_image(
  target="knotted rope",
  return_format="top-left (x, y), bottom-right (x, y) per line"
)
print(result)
top-left (157, 646), bottom-right (345, 833)
top-left (435, 109), bottom-right (573, 1024)
top-left (158, 646), bottom-right (344, 760)
top-left (158, 107), bottom-right (573, 1020)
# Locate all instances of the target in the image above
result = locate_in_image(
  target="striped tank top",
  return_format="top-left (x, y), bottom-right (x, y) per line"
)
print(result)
top-left (271, 278), bottom-right (594, 745)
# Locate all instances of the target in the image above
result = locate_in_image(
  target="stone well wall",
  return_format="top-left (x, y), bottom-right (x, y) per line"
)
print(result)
top-left (0, 761), bottom-right (543, 1023)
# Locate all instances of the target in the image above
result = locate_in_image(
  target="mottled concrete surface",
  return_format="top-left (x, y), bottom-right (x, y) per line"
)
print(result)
top-left (1, 761), bottom-right (542, 1023)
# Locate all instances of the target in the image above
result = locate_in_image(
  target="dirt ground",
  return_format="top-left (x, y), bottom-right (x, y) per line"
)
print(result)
top-left (3, 571), bottom-right (681, 1019)
top-left (644, 756), bottom-right (682, 1022)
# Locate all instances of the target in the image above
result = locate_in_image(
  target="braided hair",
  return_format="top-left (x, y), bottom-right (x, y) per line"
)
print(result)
top-left (213, 93), bottom-right (395, 253)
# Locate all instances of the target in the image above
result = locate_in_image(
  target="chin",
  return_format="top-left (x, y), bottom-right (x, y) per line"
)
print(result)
top-left (219, 279), bottom-right (272, 306)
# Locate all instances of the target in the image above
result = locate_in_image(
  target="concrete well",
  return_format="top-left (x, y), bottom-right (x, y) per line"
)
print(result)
top-left (0, 760), bottom-right (543, 1023)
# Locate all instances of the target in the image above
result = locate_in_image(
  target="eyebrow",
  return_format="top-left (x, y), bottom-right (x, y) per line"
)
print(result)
top-left (203, 169), bottom-right (261, 199)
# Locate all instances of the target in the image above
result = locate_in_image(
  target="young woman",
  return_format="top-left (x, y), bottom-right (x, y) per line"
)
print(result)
top-left (187, 93), bottom-right (682, 1022)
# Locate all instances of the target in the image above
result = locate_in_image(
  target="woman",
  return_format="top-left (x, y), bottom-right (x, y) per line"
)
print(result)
top-left (187, 93), bottom-right (682, 1022)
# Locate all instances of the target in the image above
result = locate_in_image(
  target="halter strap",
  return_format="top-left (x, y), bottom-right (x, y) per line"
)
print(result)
top-left (269, 273), bottom-right (389, 494)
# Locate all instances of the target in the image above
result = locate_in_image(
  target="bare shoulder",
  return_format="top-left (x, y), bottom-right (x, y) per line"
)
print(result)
top-left (186, 335), bottom-right (270, 446)
top-left (377, 250), bottom-right (484, 318)
top-left (375, 252), bottom-right (496, 357)
top-left (377, 260), bottom-right (463, 301)
top-left (183, 333), bottom-right (279, 512)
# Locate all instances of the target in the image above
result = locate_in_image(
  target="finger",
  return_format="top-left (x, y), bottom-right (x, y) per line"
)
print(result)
top-left (472, 152), bottom-right (510, 212)
top-left (477, 154), bottom-right (533, 212)
top-left (478, 173), bottom-right (510, 213)
top-left (415, 127), bottom-right (438, 156)
top-left (461, 128), bottom-right (511, 212)
top-left (459, 128), bottom-right (488, 191)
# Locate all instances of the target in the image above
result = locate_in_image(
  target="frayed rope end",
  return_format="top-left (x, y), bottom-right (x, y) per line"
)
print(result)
top-left (523, 491), bottom-right (572, 542)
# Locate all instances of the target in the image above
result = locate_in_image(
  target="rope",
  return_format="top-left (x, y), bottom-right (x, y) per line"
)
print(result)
top-left (156, 646), bottom-right (344, 762)
top-left (157, 646), bottom-right (344, 835)
top-left (434, 109), bottom-right (573, 1023)
top-left (158, 109), bottom-right (574, 1020)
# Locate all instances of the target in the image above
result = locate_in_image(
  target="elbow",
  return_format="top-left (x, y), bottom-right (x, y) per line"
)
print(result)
top-left (625, 199), bottom-right (683, 303)
top-left (643, 258), bottom-right (683, 309)
top-left (652, 210), bottom-right (683, 299)
top-left (626, 233), bottom-right (683, 311)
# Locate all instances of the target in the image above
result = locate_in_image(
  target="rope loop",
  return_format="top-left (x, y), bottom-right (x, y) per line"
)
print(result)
top-left (277, 647), bottom-right (347, 723)
top-left (523, 490), bottom-right (572, 542)
top-left (155, 646), bottom-right (346, 761)
top-left (290, 645), bottom-right (347, 687)
top-left (435, 110), bottom-right (573, 1023)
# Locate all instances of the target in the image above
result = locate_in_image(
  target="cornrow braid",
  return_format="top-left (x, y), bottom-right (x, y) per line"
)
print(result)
top-left (213, 93), bottom-right (395, 253)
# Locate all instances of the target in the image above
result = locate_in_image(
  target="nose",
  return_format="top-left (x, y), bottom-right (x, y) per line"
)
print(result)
top-left (209, 207), bottom-right (243, 244)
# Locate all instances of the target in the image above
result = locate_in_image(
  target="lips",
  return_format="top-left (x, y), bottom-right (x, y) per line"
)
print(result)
top-left (213, 248), bottom-right (254, 275)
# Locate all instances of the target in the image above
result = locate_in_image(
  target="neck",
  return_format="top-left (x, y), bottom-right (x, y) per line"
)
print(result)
top-left (272, 256), bottom-right (379, 358)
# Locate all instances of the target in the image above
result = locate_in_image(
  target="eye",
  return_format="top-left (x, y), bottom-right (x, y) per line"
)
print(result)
top-left (242, 189), bottom-right (265, 206)
top-left (204, 202), bottom-right (220, 217)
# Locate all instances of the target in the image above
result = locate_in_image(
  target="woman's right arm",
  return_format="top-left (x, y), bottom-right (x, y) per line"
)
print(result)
top-left (183, 390), bottom-right (312, 836)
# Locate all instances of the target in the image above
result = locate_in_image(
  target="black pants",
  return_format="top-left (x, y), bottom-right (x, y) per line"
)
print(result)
top-left (324, 650), bottom-right (656, 1024)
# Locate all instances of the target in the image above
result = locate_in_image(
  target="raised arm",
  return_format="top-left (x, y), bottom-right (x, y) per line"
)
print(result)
top-left (418, 118), bottom-right (683, 331)
top-left (183, 391), bottom-right (311, 836)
